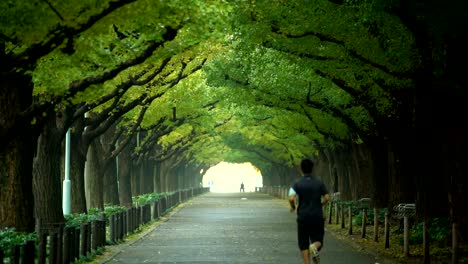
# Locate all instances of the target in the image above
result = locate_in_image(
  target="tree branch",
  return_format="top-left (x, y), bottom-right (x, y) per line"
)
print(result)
top-left (14, 0), bottom-right (139, 70)
top-left (110, 106), bottom-right (147, 159)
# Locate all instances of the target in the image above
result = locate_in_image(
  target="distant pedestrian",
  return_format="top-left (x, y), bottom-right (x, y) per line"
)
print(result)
top-left (289, 158), bottom-right (329, 264)
top-left (240, 182), bottom-right (245, 192)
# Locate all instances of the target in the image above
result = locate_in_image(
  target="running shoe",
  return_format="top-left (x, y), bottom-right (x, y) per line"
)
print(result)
top-left (309, 244), bottom-right (320, 264)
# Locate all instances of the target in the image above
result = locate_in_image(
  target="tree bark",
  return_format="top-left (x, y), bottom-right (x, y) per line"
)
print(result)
top-left (86, 139), bottom-right (104, 210)
top-left (33, 113), bottom-right (65, 226)
top-left (131, 161), bottom-right (141, 195)
top-left (118, 143), bottom-right (133, 207)
top-left (70, 121), bottom-right (88, 213)
top-left (103, 157), bottom-right (119, 205)
top-left (0, 72), bottom-right (35, 232)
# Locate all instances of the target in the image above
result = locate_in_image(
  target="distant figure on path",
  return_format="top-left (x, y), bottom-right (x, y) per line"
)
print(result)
top-left (289, 158), bottom-right (329, 264)
top-left (240, 182), bottom-right (245, 192)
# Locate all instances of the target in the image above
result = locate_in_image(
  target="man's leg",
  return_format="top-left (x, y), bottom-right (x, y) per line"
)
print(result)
top-left (301, 249), bottom-right (310, 264)
top-left (311, 241), bottom-right (322, 250)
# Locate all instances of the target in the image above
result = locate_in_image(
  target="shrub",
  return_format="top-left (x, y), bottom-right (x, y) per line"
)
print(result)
top-left (0, 228), bottom-right (36, 257)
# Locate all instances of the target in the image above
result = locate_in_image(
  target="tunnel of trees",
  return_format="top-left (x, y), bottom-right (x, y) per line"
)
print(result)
top-left (0, 0), bottom-right (466, 249)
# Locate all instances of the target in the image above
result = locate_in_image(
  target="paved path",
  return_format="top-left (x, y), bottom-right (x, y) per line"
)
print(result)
top-left (100, 192), bottom-right (391, 264)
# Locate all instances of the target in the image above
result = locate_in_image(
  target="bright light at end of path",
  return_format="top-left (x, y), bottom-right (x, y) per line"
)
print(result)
top-left (202, 162), bottom-right (263, 193)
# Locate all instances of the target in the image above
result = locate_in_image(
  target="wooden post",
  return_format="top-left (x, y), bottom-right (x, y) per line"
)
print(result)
top-left (139, 206), bottom-right (143, 226)
top-left (361, 208), bottom-right (367, 238)
top-left (38, 232), bottom-right (47, 264)
top-left (109, 214), bottom-right (115, 242)
top-left (423, 216), bottom-right (430, 264)
top-left (91, 220), bottom-right (98, 250)
top-left (328, 201), bottom-right (333, 224)
top-left (341, 204), bottom-right (345, 229)
top-left (63, 227), bottom-right (71, 264)
top-left (19, 240), bottom-right (34, 264)
top-left (348, 206), bottom-right (353, 235)
top-left (80, 223), bottom-right (88, 257)
top-left (69, 226), bottom-right (75, 262)
top-left (21, 240), bottom-right (35, 264)
top-left (10, 244), bottom-right (20, 264)
top-left (50, 232), bottom-right (58, 264)
top-left (335, 202), bottom-right (339, 225)
top-left (127, 208), bottom-right (132, 234)
top-left (57, 226), bottom-right (63, 264)
top-left (404, 216), bottom-right (409, 256)
top-left (123, 211), bottom-right (127, 238)
top-left (99, 213), bottom-right (106, 246)
top-left (154, 201), bottom-right (159, 219)
top-left (117, 213), bottom-right (122, 241)
top-left (452, 222), bottom-right (458, 264)
top-left (384, 212), bottom-right (390, 249)
top-left (134, 207), bottom-right (138, 230)
top-left (74, 227), bottom-right (80, 259)
top-left (374, 208), bottom-right (379, 242)
top-left (86, 223), bottom-right (91, 254)
top-left (120, 211), bottom-right (125, 239)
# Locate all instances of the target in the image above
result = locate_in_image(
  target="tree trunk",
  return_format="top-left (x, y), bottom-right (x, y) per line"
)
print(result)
top-left (139, 160), bottom-right (153, 194)
top-left (0, 135), bottom-right (35, 231)
top-left (70, 122), bottom-right (87, 213)
top-left (118, 143), bottom-right (132, 208)
top-left (33, 114), bottom-right (65, 226)
top-left (131, 161), bottom-right (141, 195)
top-left (86, 140), bottom-right (104, 210)
top-left (0, 72), bottom-right (35, 232)
top-left (153, 162), bottom-right (161, 193)
top-left (103, 157), bottom-right (119, 205)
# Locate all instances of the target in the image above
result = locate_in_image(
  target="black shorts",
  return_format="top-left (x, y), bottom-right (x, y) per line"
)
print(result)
top-left (297, 216), bottom-right (324, 251)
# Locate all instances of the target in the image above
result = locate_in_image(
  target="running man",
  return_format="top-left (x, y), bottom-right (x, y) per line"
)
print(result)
top-left (289, 158), bottom-right (330, 264)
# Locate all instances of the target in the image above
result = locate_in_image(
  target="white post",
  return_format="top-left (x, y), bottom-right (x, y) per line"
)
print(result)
top-left (62, 129), bottom-right (71, 215)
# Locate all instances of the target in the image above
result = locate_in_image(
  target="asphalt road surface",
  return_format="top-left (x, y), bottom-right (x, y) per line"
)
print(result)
top-left (100, 192), bottom-right (393, 264)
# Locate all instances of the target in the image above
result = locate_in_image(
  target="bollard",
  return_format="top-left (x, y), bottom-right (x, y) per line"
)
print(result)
top-left (404, 216), bottom-right (409, 256)
top-left (69, 227), bottom-right (75, 262)
top-left (63, 227), bottom-right (71, 264)
top-left (358, 198), bottom-right (371, 239)
top-left (38, 232), bottom-right (48, 264)
top-left (109, 214), bottom-right (116, 242)
top-left (21, 240), bottom-right (35, 264)
top-left (80, 223), bottom-right (88, 257)
top-left (154, 201), bottom-right (159, 219)
top-left (50, 232), bottom-right (58, 264)
top-left (74, 227), bottom-right (80, 259)
top-left (373, 208), bottom-right (379, 242)
top-left (91, 220), bottom-right (98, 250)
top-left (362, 208), bottom-right (368, 238)
top-left (393, 203), bottom-right (416, 256)
top-left (328, 200), bottom-right (333, 224)
top-left (57, 226), bottom-right (63, 264)
top-left (384, 212), bottom-right (390, 249)
top-left (348, 206), bottom-right (353, 235)
top-left (341, 204), bottom-right (345, 229)
top-left (123, 211), bottom-right (127, 238)
top-left (127, 208), bottom-right (132, 234)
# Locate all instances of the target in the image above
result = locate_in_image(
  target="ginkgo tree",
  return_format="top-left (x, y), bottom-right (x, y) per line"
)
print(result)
top-left (0, 0), bottom-right (234, 231)
top-left (2, 2), bottom-right (466, 256)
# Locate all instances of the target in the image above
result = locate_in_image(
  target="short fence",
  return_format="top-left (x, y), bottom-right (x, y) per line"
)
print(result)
top-left (0, 187), bottom-right (210, 264)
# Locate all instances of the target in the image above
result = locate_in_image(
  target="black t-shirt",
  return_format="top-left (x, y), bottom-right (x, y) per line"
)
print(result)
top-left (292, 175), bottom-right (328, 221)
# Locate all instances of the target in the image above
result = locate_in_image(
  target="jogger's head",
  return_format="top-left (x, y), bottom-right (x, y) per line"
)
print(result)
top-left (300, 158), bottom-right (314, 174)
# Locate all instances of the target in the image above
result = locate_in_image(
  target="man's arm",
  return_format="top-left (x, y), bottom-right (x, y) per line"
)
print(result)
top-left (322, 193), bottom-right (330, 206)
top-left (288, 187), bottom-right (297, 212)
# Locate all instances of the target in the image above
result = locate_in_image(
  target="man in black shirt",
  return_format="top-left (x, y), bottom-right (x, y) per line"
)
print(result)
top-left (289, 158), bottom-right (329, 264)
